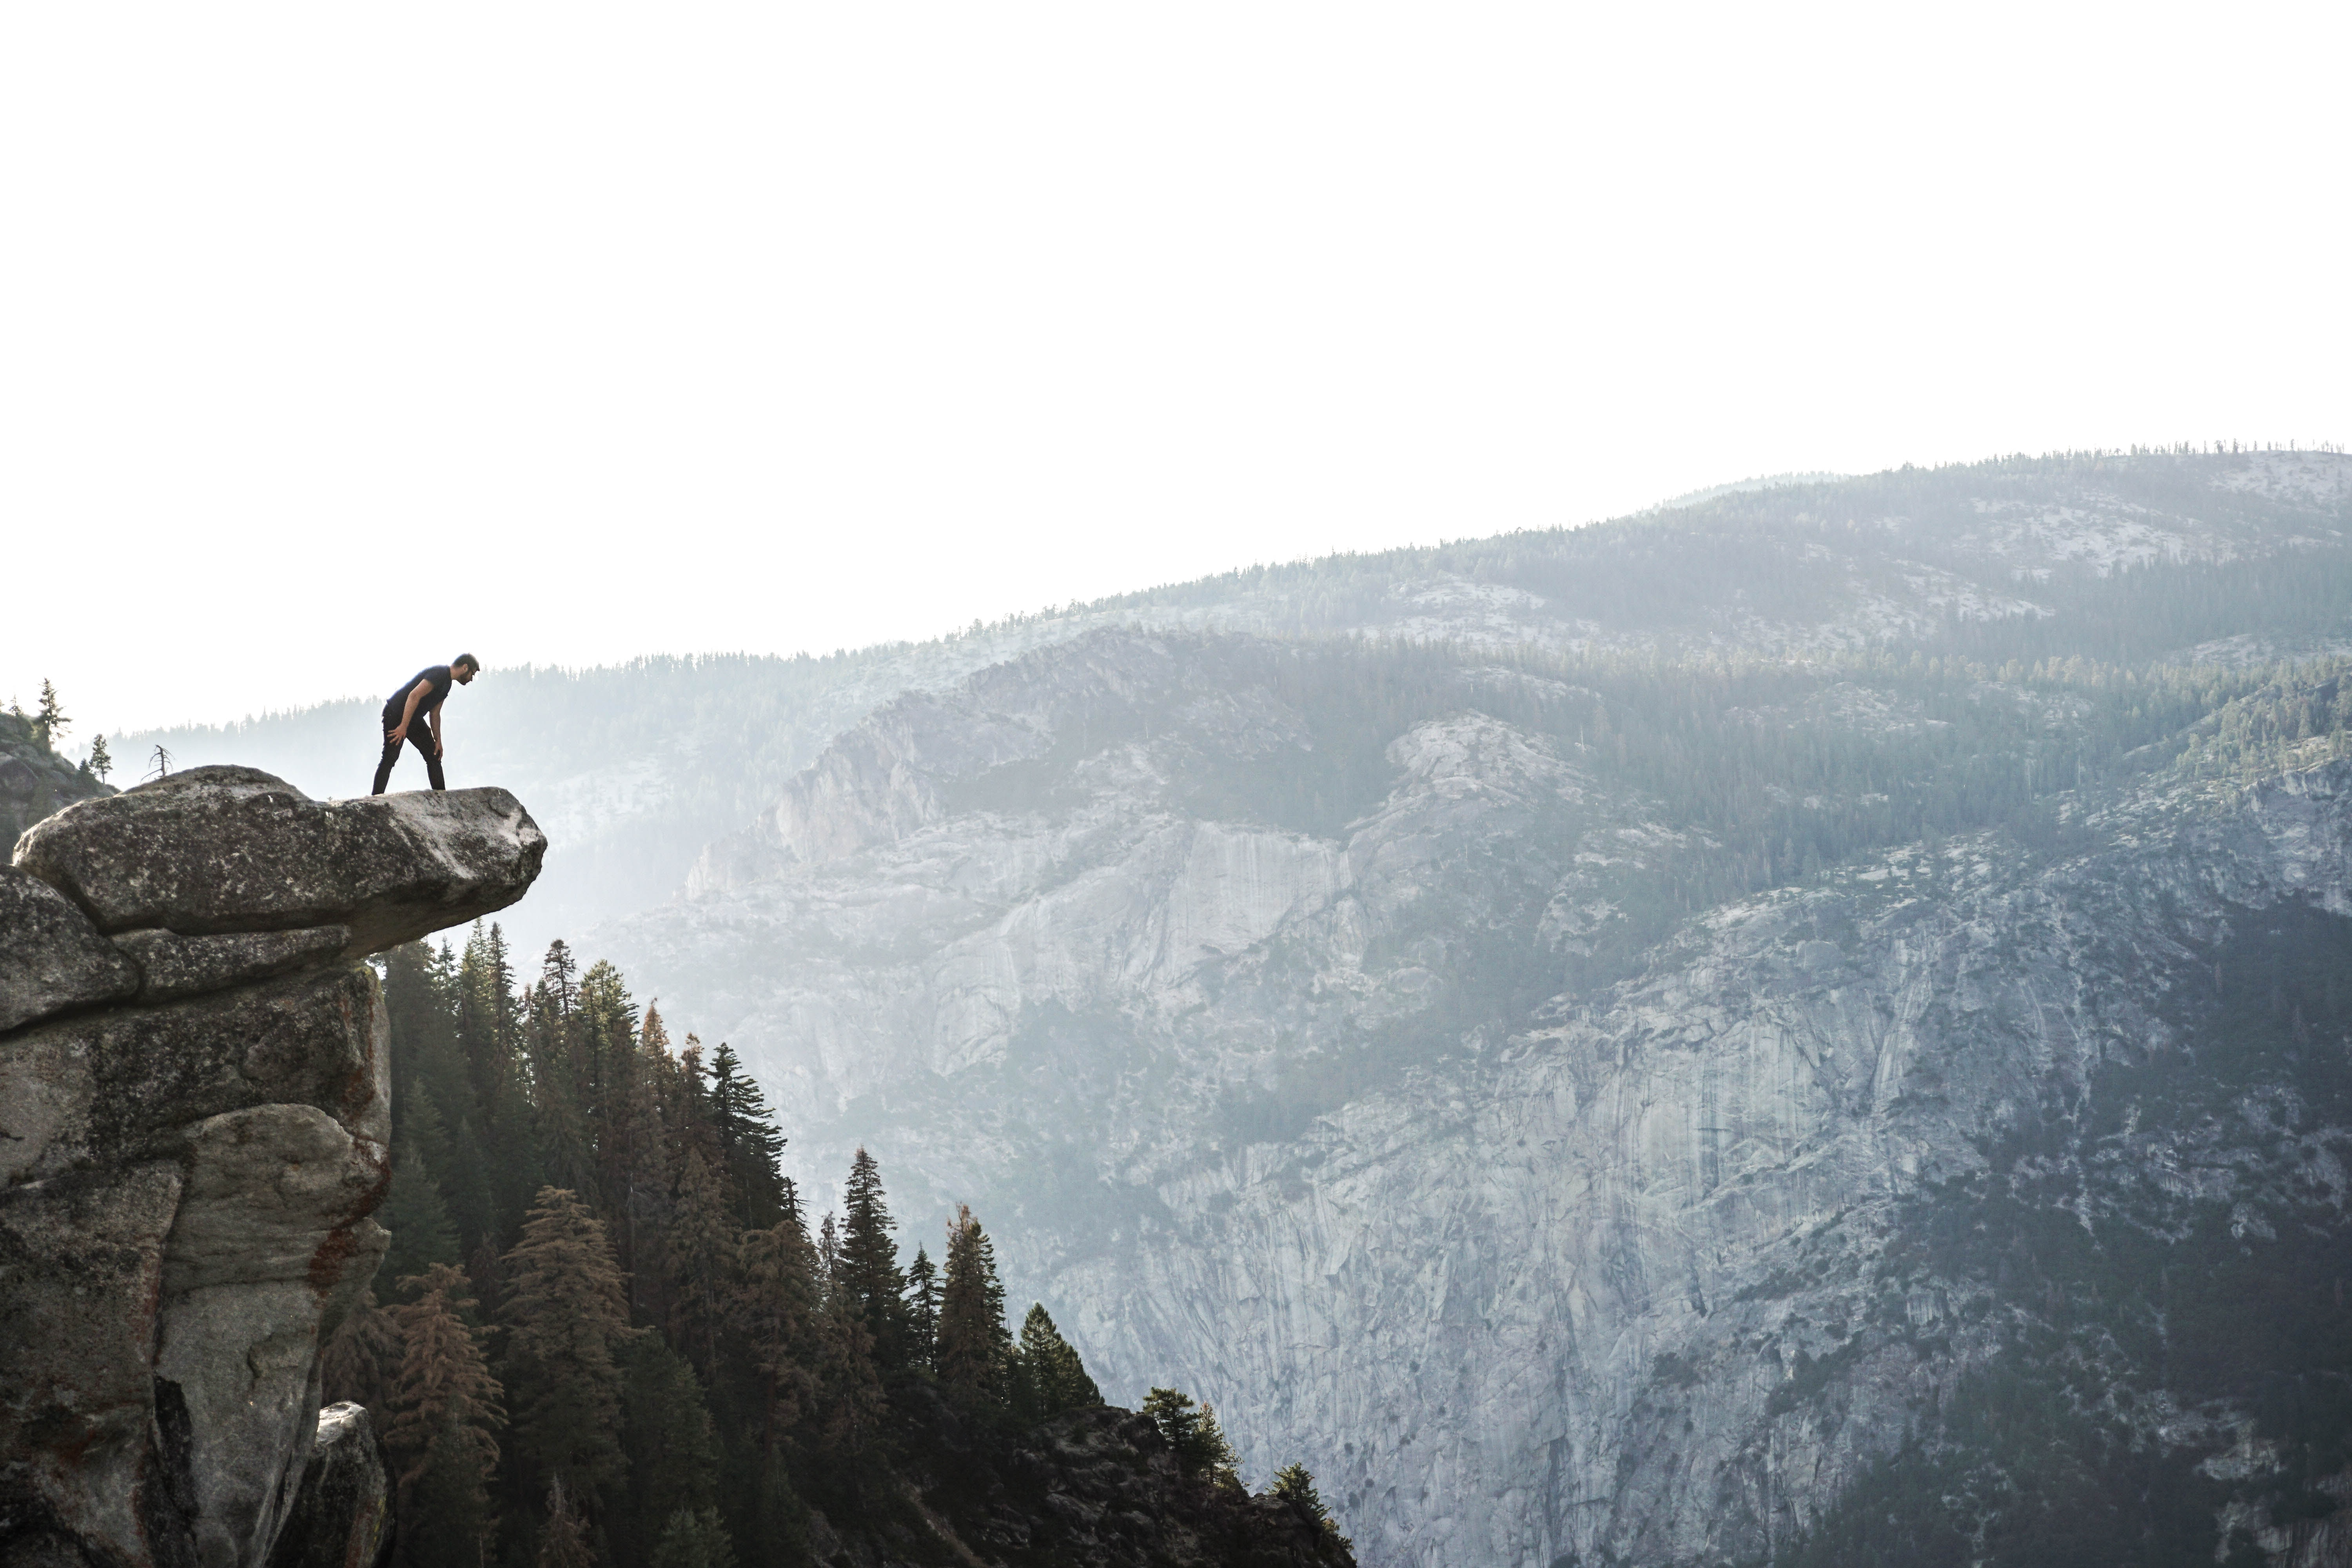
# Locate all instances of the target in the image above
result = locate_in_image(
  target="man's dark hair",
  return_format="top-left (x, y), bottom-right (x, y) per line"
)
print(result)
top-left (453, 653), bottom-right (481, 672)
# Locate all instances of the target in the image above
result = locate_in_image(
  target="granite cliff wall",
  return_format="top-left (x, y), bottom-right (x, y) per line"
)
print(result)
top-left (602, 629), bottom-right (2352, 1565)
top-left (0, 768), bottom-right (543, 1568)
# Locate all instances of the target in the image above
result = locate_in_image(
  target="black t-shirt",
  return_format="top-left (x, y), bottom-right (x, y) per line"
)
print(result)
top-left (383, 665), bottom-right (454, 728)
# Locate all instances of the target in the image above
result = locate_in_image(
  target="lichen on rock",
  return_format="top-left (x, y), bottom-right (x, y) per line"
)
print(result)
top-left (0, 866), bottom-right (138, 1033)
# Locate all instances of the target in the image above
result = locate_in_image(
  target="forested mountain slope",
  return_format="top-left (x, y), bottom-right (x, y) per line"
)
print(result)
top-left (0, 699), bottom-right (109, 843)
top-left (584, 449), bottom-right (2352, 1566)
top-left (341, 933), bottom-right (1353, 1568)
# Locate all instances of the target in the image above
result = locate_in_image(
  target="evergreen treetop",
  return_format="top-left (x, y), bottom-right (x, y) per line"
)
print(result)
top-left (31, 679), bottom-right (66, 748)
top-left (936, 1205), bottom-right (1013, 1400)
top-left (1142, 1387), bottom-right (1241, 1488)
top-left (502, 1187), bottom-right (640, 1502)
top-left (902, 1247), bottom-right (940, 1370)
top-left (1014, 1302), bottom-right (1102, 1421)
top-left (708, 1042), bottom-right (789, 1229)
top-left (539, 940), bottom-right (578, 1018)
top-left (383, 1264), bottom-right (504, 1568)
top-left (835, 1147), bottom-right (906, 1367)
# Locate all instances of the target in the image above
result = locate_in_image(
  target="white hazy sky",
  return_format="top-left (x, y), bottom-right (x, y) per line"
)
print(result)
top-left (0, 409), bottom-right (2343, 748)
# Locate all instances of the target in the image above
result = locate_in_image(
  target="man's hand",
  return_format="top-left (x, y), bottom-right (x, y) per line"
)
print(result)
top-left (392, 678), bottom-right (432, 749)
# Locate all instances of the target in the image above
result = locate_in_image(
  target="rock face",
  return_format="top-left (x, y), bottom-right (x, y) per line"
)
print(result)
top-left (0, 770), bottom-right (541, 1568)
top-left (111, 929), bottom-right (351, 1007)
top-left (0, 867), bottom-right (137, 1033)
top-left (263, 1406), bottom-right (390, 1568)
top-left (603, 617), bottom-right (2352, 1565)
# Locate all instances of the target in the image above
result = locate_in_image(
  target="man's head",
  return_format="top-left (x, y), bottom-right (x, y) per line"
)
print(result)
top-left (452, 653), bottom-right (481, 685)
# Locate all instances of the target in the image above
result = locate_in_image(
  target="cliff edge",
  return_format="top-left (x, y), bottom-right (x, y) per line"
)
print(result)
top-left (1, 768), bottom-right (543, 1568)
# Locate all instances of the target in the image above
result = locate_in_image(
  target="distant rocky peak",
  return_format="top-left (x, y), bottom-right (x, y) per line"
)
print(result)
top-left (1383, 711), bottom-right (1590, 804)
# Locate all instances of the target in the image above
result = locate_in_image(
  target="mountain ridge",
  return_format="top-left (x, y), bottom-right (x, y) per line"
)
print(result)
top-left (117, 447), bottom-right (2351, 961)
top-left (584, 449), bottom-right (2352, 1564)
top-left (100, 447), bottom-right (2352, 1564)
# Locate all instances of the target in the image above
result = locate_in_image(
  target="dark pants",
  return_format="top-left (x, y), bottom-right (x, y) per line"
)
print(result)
top-left (372, 722), bottom-right (445, 794)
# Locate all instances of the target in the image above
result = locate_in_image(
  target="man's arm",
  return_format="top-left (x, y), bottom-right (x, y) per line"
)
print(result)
top-left (388, 679), bottom-right (432, 742)
top-left (429, 699), bottom-right (445, 757)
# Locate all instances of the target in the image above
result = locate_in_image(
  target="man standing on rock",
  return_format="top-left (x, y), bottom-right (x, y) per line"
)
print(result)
top-left (371, 654), bottom-right (479, 794)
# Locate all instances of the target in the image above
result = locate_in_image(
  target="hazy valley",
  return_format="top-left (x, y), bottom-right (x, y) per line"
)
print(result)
top-left (107, 448), bottom-right (2352, 1565)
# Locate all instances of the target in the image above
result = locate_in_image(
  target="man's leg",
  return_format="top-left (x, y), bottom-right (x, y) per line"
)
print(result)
top-left (370, 729), bottom-right (403, 794)
top-left (408, 728), bottom-right (446, 791)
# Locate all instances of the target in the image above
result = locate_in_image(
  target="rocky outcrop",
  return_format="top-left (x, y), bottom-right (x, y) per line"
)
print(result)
top-left (15, 767), bottom-right (545, 955)
top-left (109, 930), bottom-right (351, 1008)
top-left (0, 868), bottom-right (137, 1033)
top-left (262, 1406), bottom-right (389, 1568)
top-left (1, 768), bottom-right (543, 1568)
top-left (0, 711), bottom-right (109, 853)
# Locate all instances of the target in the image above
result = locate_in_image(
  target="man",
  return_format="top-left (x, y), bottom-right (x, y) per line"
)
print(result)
top-left (371, 654), bottom-right (479, 794)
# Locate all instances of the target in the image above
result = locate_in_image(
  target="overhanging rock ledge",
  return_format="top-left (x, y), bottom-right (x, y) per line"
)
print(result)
top-left (1, 768), bottom-right (543, 1568)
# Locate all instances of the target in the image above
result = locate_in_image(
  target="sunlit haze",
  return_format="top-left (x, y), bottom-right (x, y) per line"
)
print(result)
top-left (9, 409), bottom-right (2343, 748)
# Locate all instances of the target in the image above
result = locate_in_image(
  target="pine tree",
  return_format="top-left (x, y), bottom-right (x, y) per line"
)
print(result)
top-left (377, 1148), bottom-right (462, 1290)
top-left (321, 1289), bottom-right (401, 1412)
top-left (621, 1338), bottom-right (721, 1557)
top-left (502, 1187), bottom-right (639, 1506)
top-left (1013, 1303), bottom-right (1101, 1422)
top-left (667, 1147), bottom-right (734, 1373)
top-left (31, 680), bottom-right (67, 748)
top-left (539, 941), bottom-right (579, 1019)
top-left (1268, 1463), bottom-right (1348, 1550)
top-left (87, 733), bottom-right (111, 783)
top-left (576, 961), bottom-right (639, 1215)
top-left (835, 1148), bottom-right (906, 1368)
top-left (639, 1002), bottom-right (671, 1059)
top-left (1269, 1461), bottom-right (1324, 1514)
top-left (537, 1478), bottom-right (593, 1568)
top-left (812, 1214), bottom-right (885, 1454)
top-left (382, 942), bottom-right (496, 1257)
top-left (603, 999), bottom-right (673, 1321)
top-left (650, 1508), bottom-right (737, 1568)
top-left (1194, 1402), bottom-right (1242, 1492)
top-left (707, 1043), bottom-right (789, 1228)
top-left (732, 1208), bottom-right (820, 1453)
top-left (743, 1444), bottom-right (812, 1567)
top-left (935, 1206), bottom-right (1012, 1401)
top-left (1142, 1387), bottom-right (1201, 1463)
top-left (382, 946), bottom-right (465, 1155)
top-left (527, 983), bottom-right (594, 1200)
top-left (448, 1117), bottom-right (497, 1259)
top-left (1142, 1388), bottom-right (1240, 1487)
top-left (384, 1264), bottom-right (505, 1568)
top-left (902, 1247), bottom-right (939, 1370)
top-left (457, 924), bottom-right (523, 1113)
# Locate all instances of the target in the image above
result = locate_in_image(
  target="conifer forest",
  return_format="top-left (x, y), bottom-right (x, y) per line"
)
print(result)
top-left (333, 927), bottom-right (1352, 1568)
